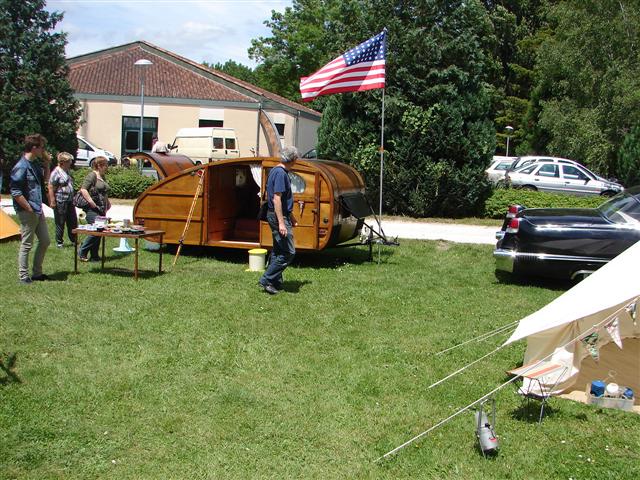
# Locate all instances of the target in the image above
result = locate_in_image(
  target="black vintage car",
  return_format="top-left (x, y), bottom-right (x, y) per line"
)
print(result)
top-left (494, 187), bottom-right (640, 280)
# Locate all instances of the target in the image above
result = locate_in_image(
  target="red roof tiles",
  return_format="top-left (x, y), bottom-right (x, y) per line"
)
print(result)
top-left (67, 41), bottom-right (320, 118)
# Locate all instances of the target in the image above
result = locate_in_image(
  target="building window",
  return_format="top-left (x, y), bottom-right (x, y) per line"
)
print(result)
top-left (199, 119), bottom-right (223, 128)
top-left (121, 116), bottom-right (158, 156)
top-left (274, 122), bottom-right (285, 137)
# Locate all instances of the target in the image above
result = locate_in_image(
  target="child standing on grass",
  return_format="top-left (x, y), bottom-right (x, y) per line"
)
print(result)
top-left (48, 152), bottom-right (77, 248)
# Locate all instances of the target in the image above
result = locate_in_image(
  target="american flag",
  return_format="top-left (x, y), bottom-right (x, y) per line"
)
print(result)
top-left (299, 30), bottom-right (386, 102)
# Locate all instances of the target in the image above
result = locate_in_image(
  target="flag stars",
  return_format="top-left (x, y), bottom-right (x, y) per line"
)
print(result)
top-left (343, 31), bottom-right (386, 66)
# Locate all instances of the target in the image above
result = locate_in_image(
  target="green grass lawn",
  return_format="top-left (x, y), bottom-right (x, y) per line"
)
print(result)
top-left (1, 221), bottom-right (639, 479)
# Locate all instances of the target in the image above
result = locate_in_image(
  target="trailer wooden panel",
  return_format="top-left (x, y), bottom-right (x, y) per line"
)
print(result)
top-left (133, 155), bottom-right (367, 251)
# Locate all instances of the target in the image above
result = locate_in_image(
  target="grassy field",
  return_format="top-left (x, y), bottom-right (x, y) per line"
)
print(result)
top-left (1, 221), bottom-right (639, 479)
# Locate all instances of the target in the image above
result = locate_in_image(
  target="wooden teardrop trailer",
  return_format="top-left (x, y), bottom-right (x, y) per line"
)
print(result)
top-left (131, 153), bottom-right (370, 251)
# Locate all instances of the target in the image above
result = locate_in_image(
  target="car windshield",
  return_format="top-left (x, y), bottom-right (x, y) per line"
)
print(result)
top-left (598, 188), bottom-right (640, 224)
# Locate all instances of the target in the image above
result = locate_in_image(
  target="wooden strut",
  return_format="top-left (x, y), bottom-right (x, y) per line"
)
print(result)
top-left (172, 169), bottom-right (205, 267)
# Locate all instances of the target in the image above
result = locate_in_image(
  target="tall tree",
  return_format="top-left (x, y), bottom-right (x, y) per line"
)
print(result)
top-left (253, 0), bottom-right (497, 216)
top-left (483, 0), bottom-right (550, 156)
top-left (202, 60), bottom-right (258, 85)
top-left (0, 0), bottom-right (80, 178)
top-left (522, 0), bottom-right (640, 177)
top-left (249, 0), bottom-right (345, 102)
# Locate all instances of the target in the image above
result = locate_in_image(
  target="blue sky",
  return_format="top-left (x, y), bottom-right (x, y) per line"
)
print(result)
top-left (46, 0), bottom-right (292, 66)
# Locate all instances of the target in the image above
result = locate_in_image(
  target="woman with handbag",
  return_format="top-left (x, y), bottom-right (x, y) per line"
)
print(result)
top-left (48, 152), bottom-right (78, 248)
top-left (78, 156), bottom-right (111, 262)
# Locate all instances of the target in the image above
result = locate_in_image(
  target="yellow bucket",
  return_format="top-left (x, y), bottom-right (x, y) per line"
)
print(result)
top-left (248, 248), bottom-right (267, 271)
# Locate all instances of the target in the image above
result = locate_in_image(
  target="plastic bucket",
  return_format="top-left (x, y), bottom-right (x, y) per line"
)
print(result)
top-left (590, 380), bottom-right (606, 397)
top-left (248, 248), bottom-right (267, 271)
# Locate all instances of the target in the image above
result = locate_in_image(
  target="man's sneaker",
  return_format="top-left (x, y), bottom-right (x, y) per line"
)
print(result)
top-left (32, 274), bottom-right (50, 281)
top-left (259, 281), bottom-right (279, 295)
top-left (57, 243), bottom-right (64, 248)
top-left (20, 277), bottom-right (32, 284)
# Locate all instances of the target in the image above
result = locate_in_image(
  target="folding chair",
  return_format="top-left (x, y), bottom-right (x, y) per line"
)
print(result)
top-left (507, 361), bottom-right (569, 423)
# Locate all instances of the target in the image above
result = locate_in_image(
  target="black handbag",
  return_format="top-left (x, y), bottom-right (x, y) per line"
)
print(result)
top-left (72, 190), bottom-right (88, 209)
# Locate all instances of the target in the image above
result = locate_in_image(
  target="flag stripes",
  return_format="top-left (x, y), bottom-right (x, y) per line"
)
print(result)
top-left (299, 30), bottom-right (386, 102)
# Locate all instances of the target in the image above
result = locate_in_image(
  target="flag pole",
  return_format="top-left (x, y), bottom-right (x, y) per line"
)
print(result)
top-left (379, 88), bottom-right (385, 220)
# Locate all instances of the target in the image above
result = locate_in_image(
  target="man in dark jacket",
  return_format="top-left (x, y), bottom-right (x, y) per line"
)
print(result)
top-left (10, 134), bottom-right (52, 284)
top-left (259, 146), bottom-right (299, 294)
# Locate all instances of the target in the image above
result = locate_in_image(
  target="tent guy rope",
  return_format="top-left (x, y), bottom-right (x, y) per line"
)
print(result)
top-left (433, 321), bottom-right (518, 357)
top-left (378, 302), bottom-right (633, 461)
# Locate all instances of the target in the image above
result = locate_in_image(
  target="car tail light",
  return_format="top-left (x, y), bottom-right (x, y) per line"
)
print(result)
top-left (506, 204), bottom-right (523, 218)
top-left (506, 218), bottom-right (520, 234)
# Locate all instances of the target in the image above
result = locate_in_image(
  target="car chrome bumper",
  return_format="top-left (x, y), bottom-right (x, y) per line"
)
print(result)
top-left (493, 248), bottom-right (609, 274)
top-left (493, 249), bottom-right (515, 273)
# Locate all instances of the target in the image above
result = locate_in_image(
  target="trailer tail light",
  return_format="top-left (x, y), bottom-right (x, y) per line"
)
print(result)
top-left (506, 204), bottom-right (524, 219)
top-left (506, 218), bottom-right (520, 234)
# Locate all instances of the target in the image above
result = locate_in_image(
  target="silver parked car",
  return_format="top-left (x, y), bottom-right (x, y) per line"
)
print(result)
top-left (486, 155), bottom-right (584, 185)
top-left (506, 161), bottom-right (623, 196)
top-left (485, 156), bottom-right (518, 184)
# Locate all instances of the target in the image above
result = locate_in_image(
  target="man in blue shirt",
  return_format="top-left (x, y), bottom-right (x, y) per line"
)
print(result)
top-left (259, 146), bottom-right (299, 294)
top-left (10, 134), bottom-right (52, 284)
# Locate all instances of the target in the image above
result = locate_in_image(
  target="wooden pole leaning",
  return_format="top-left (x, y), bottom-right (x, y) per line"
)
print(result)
top-left (172, 168), bottom-right (205, 267)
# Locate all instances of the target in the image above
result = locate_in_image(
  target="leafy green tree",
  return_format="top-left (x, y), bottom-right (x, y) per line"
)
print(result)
top-left (616, 125), bottom-right (640, 187)
top-left (249, 0), bottom-right (346, 102)
top-left (0, 0), bottom-right (80, 180)
top-left (522, 0), bottom-right (640, 176)
top-left (483, 1), bottom-right (550, 156)
top-left (315, 0), bottom-right (498, 217)
top-left (203, 60), bottom-right (257, 85)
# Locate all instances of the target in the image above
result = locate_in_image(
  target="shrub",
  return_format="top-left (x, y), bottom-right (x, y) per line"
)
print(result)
top-left (616, 125), bottom-right (640, 187)
top-left (72, 167), bottom-right (155, 199)
top-left (484, 188), bottom-right (604, 218)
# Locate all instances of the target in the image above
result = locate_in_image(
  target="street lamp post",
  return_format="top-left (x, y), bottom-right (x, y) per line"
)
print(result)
top-left (505, 125), bottom-right (514, 157)
top-left (134, 59), bottom-right (152, 152)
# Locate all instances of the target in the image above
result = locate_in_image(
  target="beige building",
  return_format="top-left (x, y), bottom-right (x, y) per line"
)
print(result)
top-left (67, 41), bottom-right (321, 160)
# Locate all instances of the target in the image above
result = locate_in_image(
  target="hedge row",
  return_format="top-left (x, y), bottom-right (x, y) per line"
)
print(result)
top-left (67, 166), bottom-right (609, 216)
top-left (71, 167), bottom-right (155, 199)
top-left (483, 188), bottom-right (605, 218)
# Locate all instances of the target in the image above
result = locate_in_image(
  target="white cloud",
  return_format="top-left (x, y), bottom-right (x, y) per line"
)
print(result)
top-left (47, 0), bottom-right (291, 66)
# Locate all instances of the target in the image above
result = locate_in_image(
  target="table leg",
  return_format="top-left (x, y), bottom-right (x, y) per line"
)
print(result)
top-left (134, 237), bottom-right (139, 280)
top-left (101, 237), bottom-right (105, 269)
top-left (74, 238), bottom-right (78, 273)
top-left (158, 234), bottom-right (163, 273)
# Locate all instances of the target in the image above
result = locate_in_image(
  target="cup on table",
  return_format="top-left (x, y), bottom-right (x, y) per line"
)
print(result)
top-left (123, 219), bottom-right (131, 228)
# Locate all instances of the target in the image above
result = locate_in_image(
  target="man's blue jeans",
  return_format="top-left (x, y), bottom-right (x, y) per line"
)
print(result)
top-left (260, 211), bottom-right (295, 288)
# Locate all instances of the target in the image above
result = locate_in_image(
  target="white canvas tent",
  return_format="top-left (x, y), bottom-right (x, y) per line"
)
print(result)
top-left (504, 240), bottom-right (640, 404)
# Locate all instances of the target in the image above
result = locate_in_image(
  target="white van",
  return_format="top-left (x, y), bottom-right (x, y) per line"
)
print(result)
top-left (171, 127), bottom-right (240, 164)
top-left (75, 135), bottom-right (118, 167)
